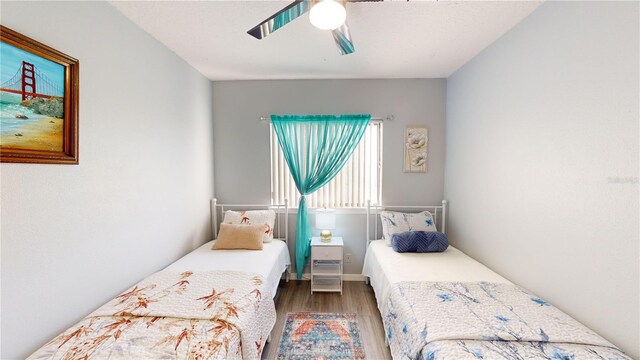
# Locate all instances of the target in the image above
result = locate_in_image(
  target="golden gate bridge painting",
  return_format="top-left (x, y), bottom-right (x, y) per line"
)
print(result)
top-left (1, 40), bottom-right (65, 152)
top-left (1, 61), bottom-right (65, 100)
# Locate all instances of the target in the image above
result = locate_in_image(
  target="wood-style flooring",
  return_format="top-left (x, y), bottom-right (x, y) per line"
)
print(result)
top-left (262, 280), bottom-right (392, 359)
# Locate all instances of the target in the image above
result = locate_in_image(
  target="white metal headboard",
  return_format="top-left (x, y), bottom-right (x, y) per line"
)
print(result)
top-left (366, 200), bottom-right (448, 246)
top-left (211, 199), bottom-right (289, 243)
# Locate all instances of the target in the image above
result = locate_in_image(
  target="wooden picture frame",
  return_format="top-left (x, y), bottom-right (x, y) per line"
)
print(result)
top-left (1, 25), bottom-right (78, 164)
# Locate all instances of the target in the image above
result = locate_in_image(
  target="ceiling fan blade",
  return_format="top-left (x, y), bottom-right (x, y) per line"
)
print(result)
top-left (247, 0), bottom-right (311, 40)
top-left (331, 21), bottom-right (355, 55)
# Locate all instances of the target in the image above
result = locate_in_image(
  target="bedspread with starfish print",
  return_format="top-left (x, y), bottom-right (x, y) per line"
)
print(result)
top-left (383, 281), bottom-right (631, 360)
top-left (28, 271), bottom-right (275, 360)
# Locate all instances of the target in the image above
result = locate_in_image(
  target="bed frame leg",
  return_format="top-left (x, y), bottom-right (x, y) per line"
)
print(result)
top-left (267, 333), bottom-right (272, 343)
top-left (285, 265), bottom-right (290, 282)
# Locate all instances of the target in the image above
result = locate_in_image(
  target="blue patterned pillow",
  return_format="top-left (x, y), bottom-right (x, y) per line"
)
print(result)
top-left (390, 231), bottom-right (449, 253)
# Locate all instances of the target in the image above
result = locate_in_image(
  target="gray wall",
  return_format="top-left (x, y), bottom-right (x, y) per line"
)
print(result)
top-left (0, 2), bottom-right (214, 359)
top-left (213, 79), bottom-right (446, 274)
top-left (445, 1), bottom-right (639, 357)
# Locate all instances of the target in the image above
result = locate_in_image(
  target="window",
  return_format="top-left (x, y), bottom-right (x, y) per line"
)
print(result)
top-left (270, 121), bottom-right (383, 208)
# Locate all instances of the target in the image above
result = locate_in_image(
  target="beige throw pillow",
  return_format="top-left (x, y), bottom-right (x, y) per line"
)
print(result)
top-left (212, 223), bottom-right (265, 250)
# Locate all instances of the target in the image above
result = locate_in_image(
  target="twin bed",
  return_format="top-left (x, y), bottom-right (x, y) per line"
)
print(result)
top-left (363, 202), bottom-right (631, 360)
top-left (164, 199), bottom-right (291, 300)
top-left (28, 200), bottom-right (290, 360)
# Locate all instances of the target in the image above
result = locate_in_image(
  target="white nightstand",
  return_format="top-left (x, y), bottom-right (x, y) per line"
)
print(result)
top-left (310, 236), bottom-right (343, 294)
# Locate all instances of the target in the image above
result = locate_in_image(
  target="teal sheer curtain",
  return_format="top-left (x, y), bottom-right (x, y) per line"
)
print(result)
top-left (271, 114), bottom-right (371, 279)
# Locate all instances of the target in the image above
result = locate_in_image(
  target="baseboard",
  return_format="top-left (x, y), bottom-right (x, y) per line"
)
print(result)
top-left (343, 274), bottom-right (367, 281)
top-left (288, 270), bottom-right (366, 282)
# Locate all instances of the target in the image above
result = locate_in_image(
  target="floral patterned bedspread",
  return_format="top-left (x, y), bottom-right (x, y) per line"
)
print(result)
top-left (28, 271), bottom-right (276, 360)
top-left (383, 281), bottom-right (631, 360)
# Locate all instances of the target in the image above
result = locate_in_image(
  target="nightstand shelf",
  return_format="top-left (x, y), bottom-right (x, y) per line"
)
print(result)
top-left (311, 237), bottom-right (343, 294)
top-left (311, 277), bottom-right (342, 292)
top-left (312, 261), bottom-right (341, 276)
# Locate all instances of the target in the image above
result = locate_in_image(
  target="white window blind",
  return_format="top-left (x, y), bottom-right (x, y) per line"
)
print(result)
top-left (270, 122), bottom-right (383, 208)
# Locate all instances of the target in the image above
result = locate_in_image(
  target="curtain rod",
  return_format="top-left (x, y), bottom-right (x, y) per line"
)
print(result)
top-left (259, 115), bottom-right (393, 122)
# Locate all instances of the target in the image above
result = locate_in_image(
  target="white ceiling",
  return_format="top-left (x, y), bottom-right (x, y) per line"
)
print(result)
top-left (110, 0), bottom-right (542, 80)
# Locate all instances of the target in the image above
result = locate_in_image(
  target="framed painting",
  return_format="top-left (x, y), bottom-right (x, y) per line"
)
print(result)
top-left (0, 26), bottom-right (78, 164)
top-left (404, 126), bottom-right (428, 173)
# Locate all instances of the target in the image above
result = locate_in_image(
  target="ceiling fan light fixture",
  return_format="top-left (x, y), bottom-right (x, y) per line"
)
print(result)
top-left (309, 0), bottom-right (347, 31)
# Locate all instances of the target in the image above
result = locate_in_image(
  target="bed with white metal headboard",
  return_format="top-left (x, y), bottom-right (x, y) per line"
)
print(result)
top-left (362, 202), bottom-right (627, 358)
top-left (164, 199), bottom-right (292, 298)
top-left (31, 202), bottom-right (291, 359)
top-left (362, 199), bottom-right (510, 313)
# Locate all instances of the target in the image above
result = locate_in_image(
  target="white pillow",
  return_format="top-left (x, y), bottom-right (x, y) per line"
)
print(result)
top-left (380, 210), bottom-right (437, 246)
top-left (222, 210), bottom-right (276, 243)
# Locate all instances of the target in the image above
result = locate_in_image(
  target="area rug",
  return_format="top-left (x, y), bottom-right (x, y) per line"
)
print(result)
top-left (276, 312), bottom-right (366, 360)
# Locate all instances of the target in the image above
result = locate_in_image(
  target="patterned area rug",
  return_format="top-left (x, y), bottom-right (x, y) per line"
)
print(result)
top-left (277, 312), bottom-right (366, 360)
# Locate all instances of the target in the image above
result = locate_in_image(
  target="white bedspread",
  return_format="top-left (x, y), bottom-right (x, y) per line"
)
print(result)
top-left (362, 240), bottom-right (511, 313)
top-left (163, 239), bottom-right (290, 299)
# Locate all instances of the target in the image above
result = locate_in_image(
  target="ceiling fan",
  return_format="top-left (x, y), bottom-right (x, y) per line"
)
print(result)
top-left (247, 0), bottom-right (381, 55)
